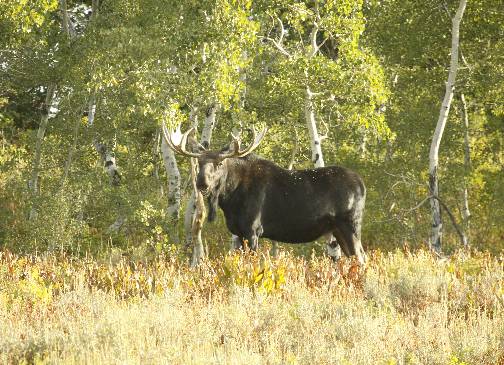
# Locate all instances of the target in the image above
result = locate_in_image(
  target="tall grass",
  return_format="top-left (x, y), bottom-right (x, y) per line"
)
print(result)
top-left (0, 248), bottom-right (503, 364)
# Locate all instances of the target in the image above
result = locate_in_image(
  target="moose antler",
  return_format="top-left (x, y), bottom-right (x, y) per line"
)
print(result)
top-left (162, 124), bottom-right (202, 158)
top-left (219, 127), bottom-right (268, 159)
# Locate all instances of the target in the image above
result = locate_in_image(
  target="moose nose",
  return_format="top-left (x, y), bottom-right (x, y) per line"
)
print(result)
top-left (196, 178), bottom-right (208, 192)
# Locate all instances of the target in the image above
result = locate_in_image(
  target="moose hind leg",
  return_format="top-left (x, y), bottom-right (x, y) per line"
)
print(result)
top-left (241, 227), bottom-right (260, 251)
top-left (244, 220), bottom-right (263, 251)
top-left (326, 235), bottom-right (342, 262)
top-left (334, 221), bottom-right (366, 265)
top-left (242, 233), bottom-right (259, 251)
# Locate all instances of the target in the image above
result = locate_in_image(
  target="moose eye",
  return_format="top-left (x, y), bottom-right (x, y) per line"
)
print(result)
top-left (214, 161), bottom-right (223, 168)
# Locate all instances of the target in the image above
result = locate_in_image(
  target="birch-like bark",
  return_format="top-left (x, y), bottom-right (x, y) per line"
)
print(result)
top-left (303, 16), bottom-right (325, 166)
top-left (60, 111), bottom-right (81, 185)
top-left (307, 17), bottom-right (342, 258)
top-left (428, 0), bottom-right (467, 253)
top-left (460, 93), bottom-right (471, 248)
top-left (88, 88), bottom-right (123, 228)
top-left (60, 0), bottom-right (75, 38)
top-left (29, 0), bottom-right (75, 218)
top-left (151, 129), bottom-right (163, 196)
top-left (87, 92), bottom-right (96, 126)
top-left (200, 103), bottom-right (217, 148)
top-left (189, 104), bottom-right (199, 130)
top-left (359, 129), bottom-right (368, 159)
top-left (184, 103), bottom-right (218, 248)
top-left (161, 127), bottom-right (181, 243)
top-left (305, 84), bottom-right (341, 259)
top-left (29, 84), bottom-right (57, 218)
top-left (87, 90), bottom-right (121, 187)
top-left (305, 86), bottom-right (325, 168)
top-left (94, 140), bottom-right (121, 186)
top-left (87, 91), bottom-right (121, 186)
top-left (189, 156), bottom-right (207, 267)
top-left (87, 90), bottom-right (121, 186)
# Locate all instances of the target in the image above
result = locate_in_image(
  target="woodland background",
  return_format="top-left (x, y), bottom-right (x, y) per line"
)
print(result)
top-left (0, 0), bottom-right (503, 257)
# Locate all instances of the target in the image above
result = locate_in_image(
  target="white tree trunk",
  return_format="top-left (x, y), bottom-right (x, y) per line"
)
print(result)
top-left (94, 140), bottom-right (121, 186)
top-left (87, 94), bottom-right (119, 185)
top-left (87, 90), bottom-right (124, 232)
top-left (60, 110), bottom-right (81, 185)
top-left (189, 104), bottom-right (199, 130)
top-left (428, 0), bottom-right (467, 253)
top-left (60, 0), bottom-right (75, 38)
top-left (184, 103), bottom-right (218, 248)
top-left (29, 84), bottom-right (57, 219)
top-left (200, 103), bottom-right (217, 148)
top-left (87, 92), bottom-right (96, 126)
top-left (152, 129), bottom-right (163, 196)
top-left (161, 127), bottom-right (181, 243)
top-left (305, 86), bottom-right (325, 168)
top-left (305, 86), bottom-right (342, 260)
top-left (29, 0), bottom-right (74, 218)
top-left (189, 158), bottom-right (206, 267)
top-left (460, 93), bottom-right (471, 248)
top-left (359, 128), bottom-right (368, 158)
top-left (98, 144), bottom-right (126, 233)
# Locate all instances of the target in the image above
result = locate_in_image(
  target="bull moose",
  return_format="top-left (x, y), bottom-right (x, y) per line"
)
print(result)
top-left (162, 125), bottom-right (367, 264)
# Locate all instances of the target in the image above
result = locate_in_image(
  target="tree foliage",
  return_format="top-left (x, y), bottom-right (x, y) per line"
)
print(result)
top-left (0, 0), bottom-right (503, 255)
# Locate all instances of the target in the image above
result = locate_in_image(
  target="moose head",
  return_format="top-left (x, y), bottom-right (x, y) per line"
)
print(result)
top-left (162, 124), bottom-right (267, 219)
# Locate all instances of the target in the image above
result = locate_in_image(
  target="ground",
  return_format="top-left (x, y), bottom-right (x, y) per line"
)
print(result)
top-left (1, 248), bottom-right (503, 364)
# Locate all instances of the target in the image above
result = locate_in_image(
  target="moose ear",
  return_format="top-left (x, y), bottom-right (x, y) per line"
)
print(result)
top-left (220, 141), bottom-right (238, 154)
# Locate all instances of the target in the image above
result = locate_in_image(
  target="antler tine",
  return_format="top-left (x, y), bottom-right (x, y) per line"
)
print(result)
top-left (220, 127), bottom-right (268, 158)
top-left (161, 124), bottom-right (202, 158)
top-left (230, 131), bottom-right (241, 152)
top-left (219, 131), bottom-right (241, 159)
top-left (239, 127), bottom-right (259, 155)
top-left (179, 128), bottom-right (194, 152)
top-left (242, 127), bottom-right (268, 155)
top-left (161, 124), bottom-right (177, 150)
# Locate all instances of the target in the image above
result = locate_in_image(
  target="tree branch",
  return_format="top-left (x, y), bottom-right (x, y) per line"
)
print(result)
top-left (405, 195), bottom-right (466, 248)
top-left (262, 15), bottom-right (292, 58)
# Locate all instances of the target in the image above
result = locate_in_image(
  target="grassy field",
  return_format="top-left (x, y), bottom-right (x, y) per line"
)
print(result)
top-left (1, 248), bottom-right (503, 364)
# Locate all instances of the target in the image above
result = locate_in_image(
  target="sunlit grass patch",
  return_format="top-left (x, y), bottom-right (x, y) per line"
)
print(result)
top-left (0, 248), bottom-right (503, 364)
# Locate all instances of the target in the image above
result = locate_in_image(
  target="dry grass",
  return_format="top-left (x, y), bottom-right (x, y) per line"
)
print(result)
top-left (1, 248), bottom-right (503, 364)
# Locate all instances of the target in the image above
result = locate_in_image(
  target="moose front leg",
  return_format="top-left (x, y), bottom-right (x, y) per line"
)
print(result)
top-left (241, 234), bottom-right (258, 251)
top-left (230, 234), bottom-right (243, 251)
top-left (242, 223), bottom-right (263, 251)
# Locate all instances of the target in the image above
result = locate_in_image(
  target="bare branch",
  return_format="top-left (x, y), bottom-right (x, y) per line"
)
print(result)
top-left (441, 1), bottom-right (472, 71)
top-left (400, 195), bottom-right (466, 248)
top-left (287, 128), bottom-right (299, 170)
top-left (262, 15), bottom-right (292, 58)
top-left (309, 23), bottom-right (320, 57)
top-left (319, 118), bottom-right (329, 141)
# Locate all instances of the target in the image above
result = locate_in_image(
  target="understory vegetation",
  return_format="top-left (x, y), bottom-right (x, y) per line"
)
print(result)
top-left (1, 248), bottom-right (503, 364)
